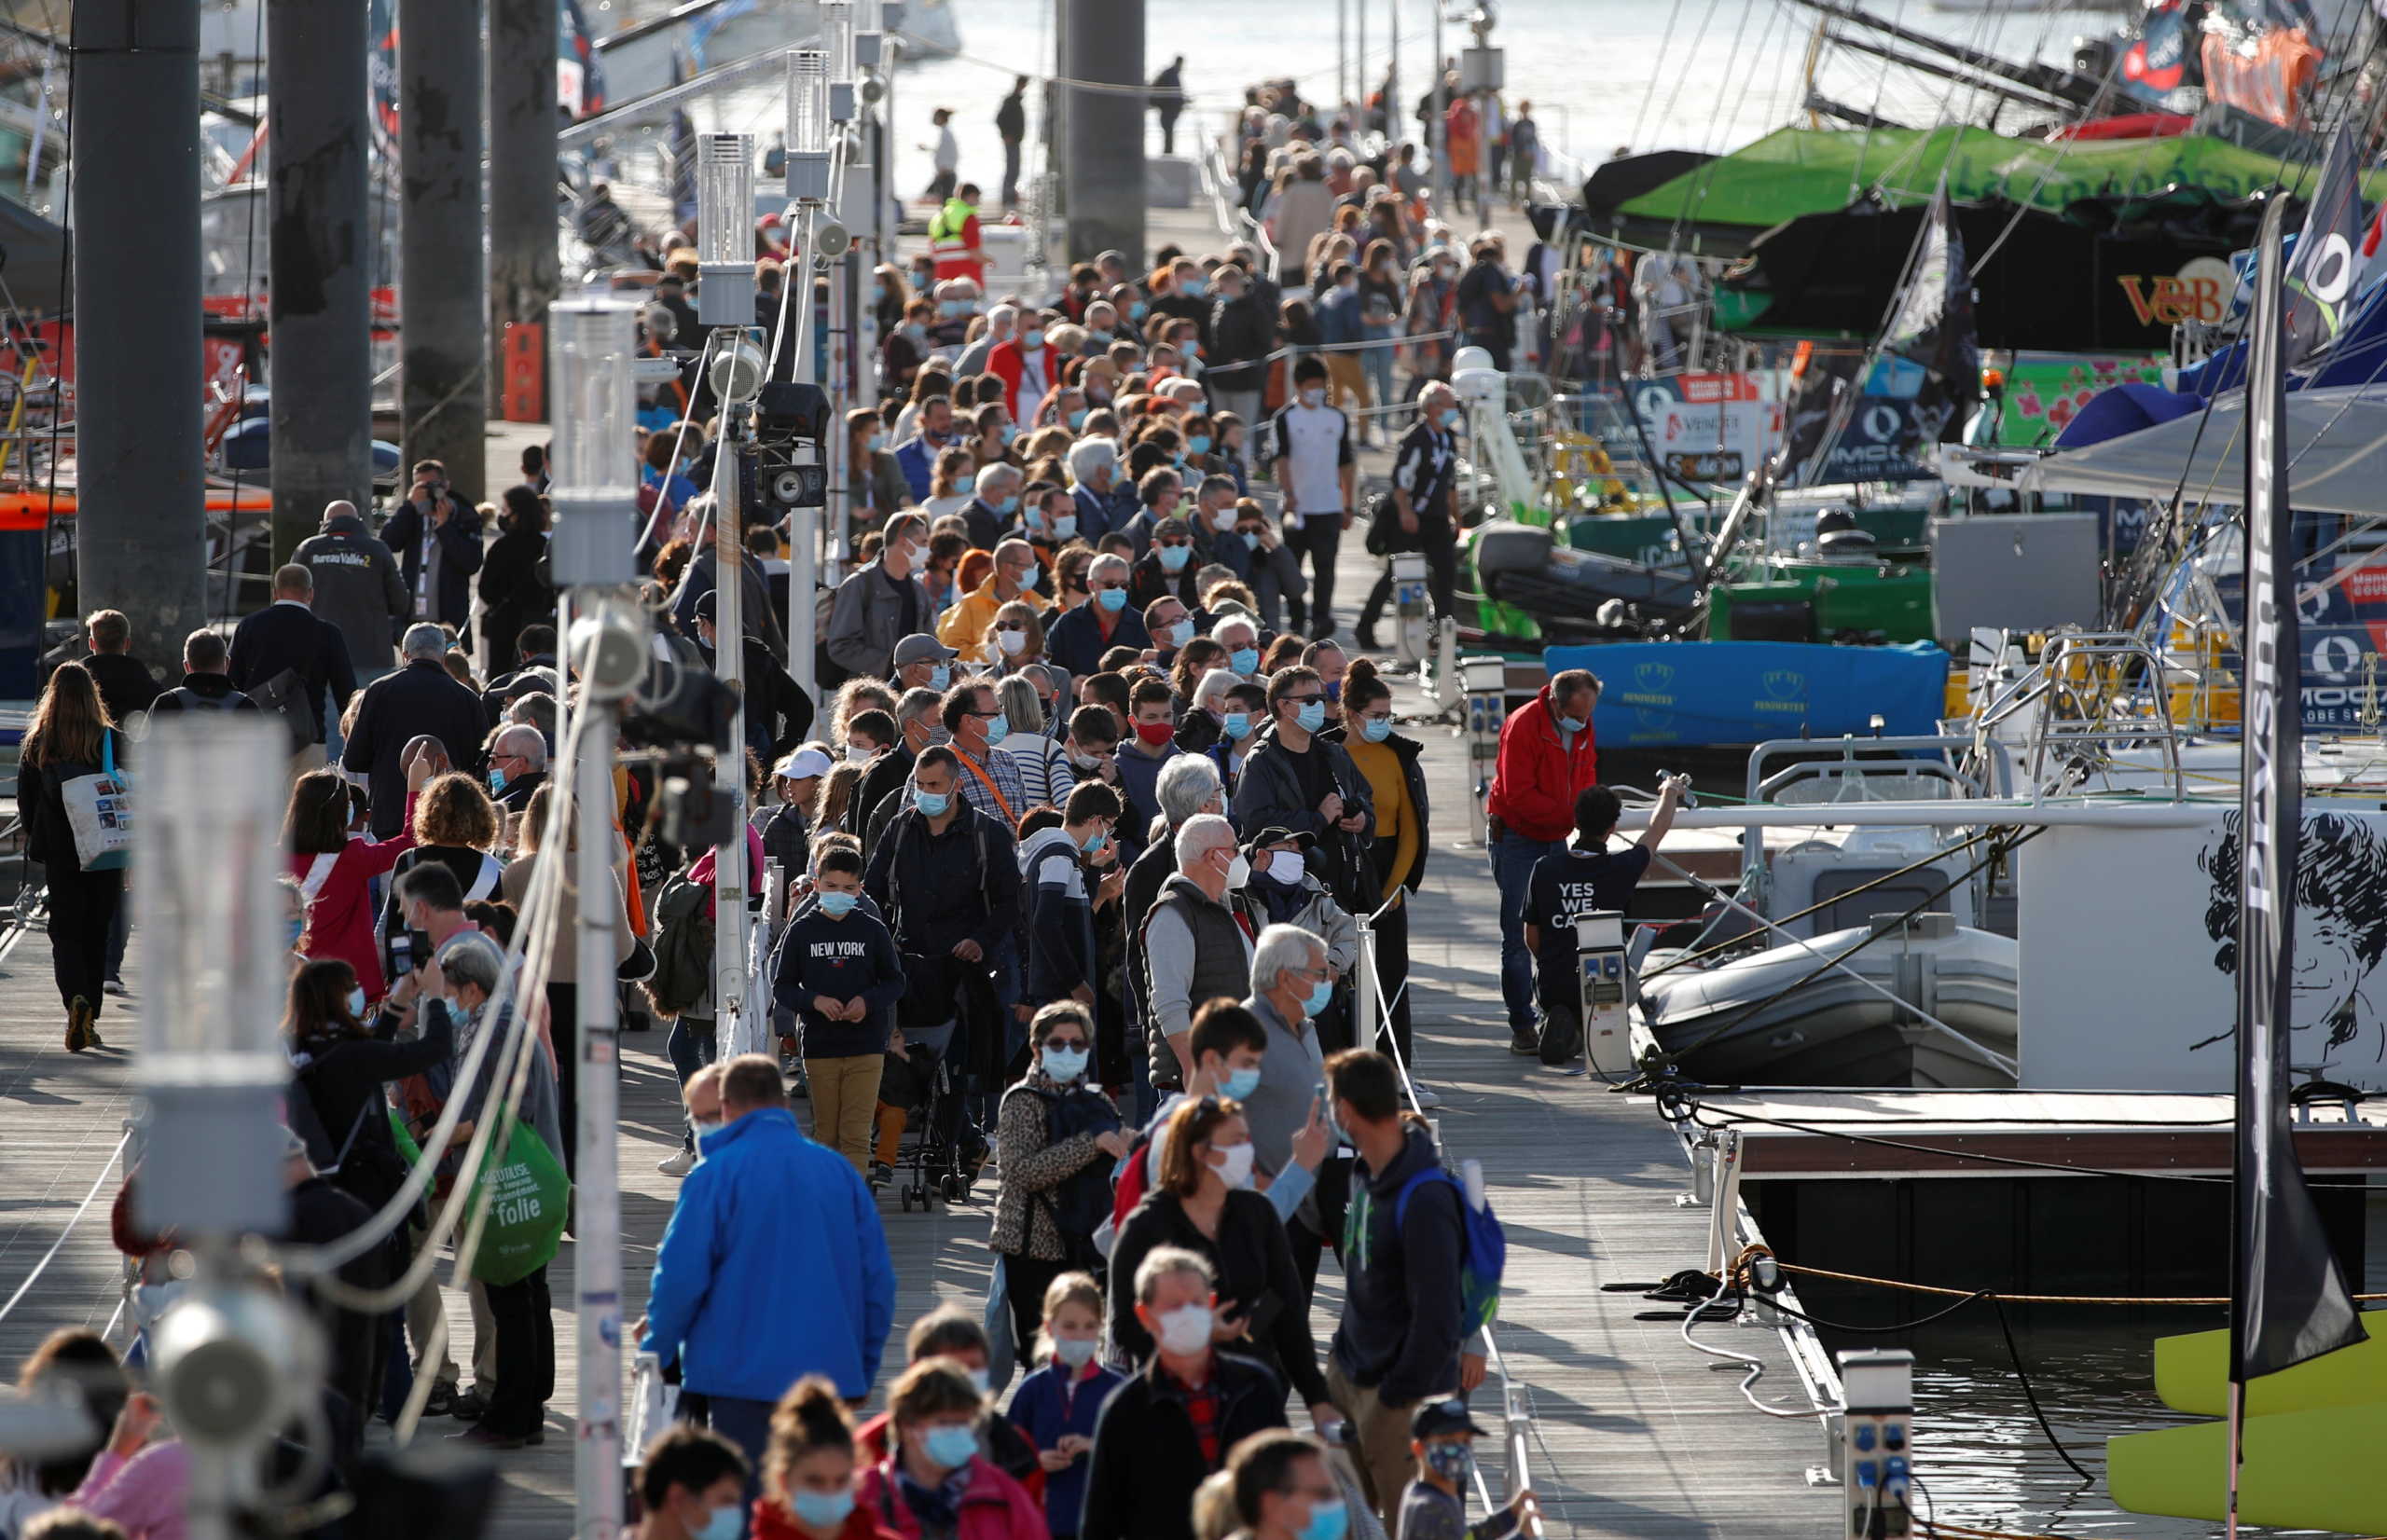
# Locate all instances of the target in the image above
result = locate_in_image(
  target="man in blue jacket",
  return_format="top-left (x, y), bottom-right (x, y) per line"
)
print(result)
top-left (640, 1052), bottom-right (897, 1497)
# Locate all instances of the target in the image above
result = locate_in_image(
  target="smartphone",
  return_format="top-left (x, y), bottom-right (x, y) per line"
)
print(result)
top-left (1311, 1080), bottom-right (1330, 1122)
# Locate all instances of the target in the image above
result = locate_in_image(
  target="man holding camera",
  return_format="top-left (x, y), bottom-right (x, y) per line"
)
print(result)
top-left (380, 459), bottom-right (485, 639)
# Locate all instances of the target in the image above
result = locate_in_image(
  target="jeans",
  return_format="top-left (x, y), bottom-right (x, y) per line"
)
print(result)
top-left (1285, 516), bottom-right (1344, 638)
top-left (668, 1015), bottom-right (719, 1151)
top-left (481, 1263), bottom-right (553, 1439)
top-left (47, 864), bottom-right (123, 1015)
top-left (1001, 137), bottom-right (1022, 205)
top-left (706, 1395), bottom-right (776, 1508)
top-left (1361, 344), bottom-right (1396, 428)
top-left (1493, 832), bottom-right (1565, 1037)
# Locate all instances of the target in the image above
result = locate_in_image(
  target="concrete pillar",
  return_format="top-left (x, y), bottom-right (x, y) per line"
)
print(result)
top-left (266, 0), bottom-right (373, 566)
top-left (1062, 0), bottom-right (1143, 264)
top-left (490, 0), bottom-right (559, 425)
top-left (400, 0), bottom-right (489, 506)
top-left (73, 0), bottom-right (205, 667)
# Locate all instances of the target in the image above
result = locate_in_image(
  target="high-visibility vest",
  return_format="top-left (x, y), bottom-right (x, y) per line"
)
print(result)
top-left (929, 197), bottom-right (981, 274)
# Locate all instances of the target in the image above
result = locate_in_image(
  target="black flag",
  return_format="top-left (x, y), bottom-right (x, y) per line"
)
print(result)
top-left (1875, 179), bottom-right (1980, 462)
top-left (2231, 197), bottom-right (2365, 1386)
top-left (2283, 125), bottom-right (2364, 369)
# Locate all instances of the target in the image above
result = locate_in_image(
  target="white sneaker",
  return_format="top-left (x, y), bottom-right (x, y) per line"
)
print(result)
top-left (657, 1148), bottom-right (697, 1177)
top-left (1411, 1083), bottom-right (1442, 1109)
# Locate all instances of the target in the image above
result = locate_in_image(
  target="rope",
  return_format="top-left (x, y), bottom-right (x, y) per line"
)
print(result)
top-left (0, 1130), bottom-right (131, 1326)
top-left (1767, 1257), bottom-right (2387, 1306)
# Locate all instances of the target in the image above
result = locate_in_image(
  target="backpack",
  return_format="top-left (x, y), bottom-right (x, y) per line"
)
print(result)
top-left (1393, 1167), bottom-right (1507, 1335)
top-left (245, 666), bottom-right (313, 749)
top-left (1012, 1082), bottom-right (1121, 1269)
top-left (642, 872), bottom-right (716, 1018)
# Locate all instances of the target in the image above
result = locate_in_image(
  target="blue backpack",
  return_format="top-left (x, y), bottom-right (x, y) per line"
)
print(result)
top-left (1394, 1167), bottom-right (1507, 1334)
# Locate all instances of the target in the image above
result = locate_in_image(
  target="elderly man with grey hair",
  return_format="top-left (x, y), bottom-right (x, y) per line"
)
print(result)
top-left (1047, 550), bottom-right (1149, 681)
top-left (1244, 920), bottom-right (1344, 1289)
top-left (956, 301), bottom-right (1018, 378)
top-left (855, 685), bottom-right (946, 856)
top-left (1131, 813), bottom-right (1253, 1111)
top-left (486, 722), bottom-right (548, 813)
top-left (963, 461), bottom-right (1025, 552)
top-left (340, 619), bottom-right (493, 837)
top-left (1066, 434), bottom-right (1129, 544)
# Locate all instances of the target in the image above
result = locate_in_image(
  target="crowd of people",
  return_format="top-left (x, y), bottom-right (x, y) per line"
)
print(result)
top-left (0, 62), bottom-right (1698, 1540)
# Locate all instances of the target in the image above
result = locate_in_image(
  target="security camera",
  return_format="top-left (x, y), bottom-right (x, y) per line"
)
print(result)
top-left (814, 220), bottom-right (853, 260)
top-left (151, 1285), bottom-right (322, 1451)
top-left (573, 598), bottom-right (650, 702)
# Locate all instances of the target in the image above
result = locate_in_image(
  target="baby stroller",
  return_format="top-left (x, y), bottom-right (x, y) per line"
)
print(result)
top-left (878, 1019), bottom-right (978, 1212)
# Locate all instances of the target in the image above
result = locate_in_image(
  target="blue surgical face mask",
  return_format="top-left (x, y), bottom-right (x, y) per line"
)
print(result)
top-left (1129, 300), bottom-right (1150, 321)
top-left (289, 914), bottom-right (307, 952)
top-left (939, 299), bottom-right (966, 318)
top-left (1557, 713), bottom-right (1587, 735)
top-left (1055, 1335), bottom-right (1099, 1368)
top-left (1054, 514), bottom-right (1079, 541)
top-left (1296, 700), bottom-right (1328, 734)
top-left (487, 767), bottom-right (507, 793)
top-left (1068, 408), bottom-right (1088, 429)
top-left (928, 664), bottom-right (951, 691)
top-left (1221, 710), bottom-right (1252, 741)
top-left (1158, 544), bottom-right (1191, 572)
top-left (346, 984), bottom-right (369, 1019)
top-left (1229, 646), bottom-right (1260, 676)
top-left (1187, 434), bottom-right (1212, 454)
top-left (1081, 827), bottom-right (1109, 855)
top-left (819, 889), bottom-right (860, 917)
top-left (1185, 340), bottom-right (1203, 360)
top-left (789, 1489), bottom-right (857, 1530)
top-left (1022, 330), bottom-right (1044, 351)
top-left (1324, 681), bottom-right (1343, 703)
top-left (994, 494), bottom-right (1018, 515)
top-left (1221, 1065), bottom-right (1262, 1100)
top-left (696, 1503), bottom-right (747, 1540)
top-left (904, 322), bottom-right (928, 343)
top-left (867, 431), bottom-right (888, 452)
top-left (923, 1423), bottom-right (979, 1471)
top-left (1301, 977), bottom-right (1334, 1018)
top-left (1043, 1044), bottom-right (1089, 1081)
top-left (1097, 587), bottom-right (1127, 612)
top-left (1242, 531), bottom-right (1262, 551)
top-left (999, 424), bottom-right (1020, 446)
top-left (985, 712), bottom-right (1011, 746)
top-left (1360, 716), bottom-right (1393, 743)
top-left (1181, 278), bottom-right (1207, 299)
top-left (914, 789), bottom-right (952, 818)
top-left (1298, 1498), bottom-right (1349, 1540)
top-left (1441, 407), bottom-right (1463, 430)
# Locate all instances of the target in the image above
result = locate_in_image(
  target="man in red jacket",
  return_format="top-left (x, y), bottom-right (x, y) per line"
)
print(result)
top-left (1484, 667), bottom-right (1601, 1055)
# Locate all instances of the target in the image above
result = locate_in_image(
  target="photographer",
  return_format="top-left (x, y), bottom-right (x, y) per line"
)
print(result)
top-left (380, 459), bottom-right (485, 638)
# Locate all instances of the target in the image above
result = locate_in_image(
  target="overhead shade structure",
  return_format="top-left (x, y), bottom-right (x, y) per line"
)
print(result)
top-left (1714, 196), bottom-right (2254, 350)
top-left (2021, 385), bottom-right (2387, 514)
top-left (1606, 125), bottom-right (2387, 255)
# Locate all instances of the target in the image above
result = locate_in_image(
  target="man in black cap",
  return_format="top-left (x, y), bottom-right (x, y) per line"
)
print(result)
top-left (1398, 1396), bottom-right (1538, 1540)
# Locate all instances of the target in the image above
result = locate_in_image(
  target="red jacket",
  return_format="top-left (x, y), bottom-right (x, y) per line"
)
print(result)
top-left (986, 338), bottom-right (1059, 422)
top-left (1485, 684), bottom-right (1597, 843)
top-left (855, 1453), bottom-right (1046, 1540)
top-left (751, 1496), bottom-right (905, 1540)
top-left (292, 797), bottom-right (419, 999)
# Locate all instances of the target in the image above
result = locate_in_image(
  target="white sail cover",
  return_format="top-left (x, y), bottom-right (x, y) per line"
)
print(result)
top-left (2021, 386), bottom-right (2387, 516)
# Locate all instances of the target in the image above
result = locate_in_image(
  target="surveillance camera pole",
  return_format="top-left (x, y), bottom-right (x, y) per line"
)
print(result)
top-left (788, 48), bottom-right (836, 705)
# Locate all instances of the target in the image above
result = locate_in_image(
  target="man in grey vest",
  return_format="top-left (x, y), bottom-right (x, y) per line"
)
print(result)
top-left (1136, 813), bottom-right (1254, 1095)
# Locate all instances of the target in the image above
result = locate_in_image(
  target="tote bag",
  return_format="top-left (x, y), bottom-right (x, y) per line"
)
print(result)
top-left (465, 1115), bottom-right (570, 1286)
top-left (61, 736), bottom-right (132, 872)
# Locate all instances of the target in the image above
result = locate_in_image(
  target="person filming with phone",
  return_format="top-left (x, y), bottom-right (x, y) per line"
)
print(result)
top-left (380, 458), bottom-right (486, 639)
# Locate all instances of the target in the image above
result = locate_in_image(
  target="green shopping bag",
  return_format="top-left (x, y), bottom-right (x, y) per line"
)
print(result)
top-left (389, 1109), bottom-right (421, 1166)
top-left (465, 1114), bottom-right (571, 1286)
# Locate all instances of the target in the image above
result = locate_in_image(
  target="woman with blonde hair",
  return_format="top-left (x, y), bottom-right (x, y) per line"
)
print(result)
top-left (990, 672), bottom-right (1073, 809)
top-left (19, 662), bottom-right (131, 1049)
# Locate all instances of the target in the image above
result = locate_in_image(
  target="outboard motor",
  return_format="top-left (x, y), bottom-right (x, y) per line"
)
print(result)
top-left (1470, 521), bottom-right (1702, 642)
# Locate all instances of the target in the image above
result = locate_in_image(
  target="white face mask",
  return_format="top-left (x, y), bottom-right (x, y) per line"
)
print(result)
top-left (1224, 853), bottom-right (1251, 888)
top-left (1155, 1301), bottom-right (1215, 1356)
top-left (997, 628), bottom-right (1028, 656)
top-left (1208, 1140), bottom-right (1257, 1189)
top-left (847, 743), bottom-right (877, 763)
top-left (1267, 850), bottom-right (1306, 887)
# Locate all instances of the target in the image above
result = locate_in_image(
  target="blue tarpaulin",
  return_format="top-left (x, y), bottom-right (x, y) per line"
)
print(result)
top-left (1548, 640), bottom-right (1952, 748)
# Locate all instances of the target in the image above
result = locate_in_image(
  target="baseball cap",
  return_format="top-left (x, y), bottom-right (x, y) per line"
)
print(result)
top-left (1244, 826), bottom-right (1317, 854)
top-left (1410, 1397), bottom-right (1488, 1439)
top-left (774, 746), bottom-right (834, 781)
top-left (892, 633), bottom-right (959, 668)
top-left (693, 589), bottom-right (718, 624)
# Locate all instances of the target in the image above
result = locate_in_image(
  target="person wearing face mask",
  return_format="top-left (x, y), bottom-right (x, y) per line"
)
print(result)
top-left (642, 1054), bottom-right (899, 1494)
top-left (1002, 1272), bottom-right (1120, 1540)
top-left (956, 304), bottom-right (1018, 381)
top-left (1226, 1431), bottom-right (1359, 1540)
top-left (989, 1002), bottom-right (1128, 1374)
top-left (854, 1310), bottom-right (1045, 1492)
top-left (748, 1379), bottom-right (906, 1540)
top-left (940, 681), bottom-right (1029, 831)
top-left (1064, 436), bottom-right (1125, 547)
top-left (1132, 814), bottom-right (1257, 1100)
top-left (857, 1359), bottom-right (1047, 1540)
top-left (989, 309), bottom-right (1060, 421)
top-left (854, 688), bottom-right (945, 849)
top-left (1235, 920), bottom-right (1351, 1294)
top-left (1204, 262), bottom-right (1276, 449)
top-left (1483, 666), bottom-right (1601, 1058)
top-left (1044, 554), bottom-right (1150, 682)
top-left (959, 462), bottom-right (1027, 554)
top-left (1404, 252), bottom-right (1460, 387)
top-left (1128, 518), bottom-right (1205, 612)
top-left (1320, 1050), bottom-right (1475, 1524)
top-left (772, 845), bottom-right (906, 1174)
top-left (1270, 356), bottom-right (1357, 641)
top-left (1313, 259), bottom-right (1373, 423)
top-left (1231, 667), bottom-right (1377, 919)
top-left (1321, 659), bottom-right (1434, 1095)
top-left (632, 1424), bottom-right (755, 1540)
top-left (1079, 1247), bottom-right (1297, 1540)
top-left (1111, 676), bottom-right (1188, 859)
top-left (1357, 380), bottom-right (1462, 652)
top-left (1018, 784), bottom-right (1123, 1011)
top-left (829, 512), bottom-right (940, 681)
top-left (1184, 474), bottom-right (1244, 572)
top-left (990, 666), bottom-right (1076, 810)
top-left (940, 537), bottom-right (1052, 664)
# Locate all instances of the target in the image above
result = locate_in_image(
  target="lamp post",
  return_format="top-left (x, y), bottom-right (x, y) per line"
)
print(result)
top-left (786, 51), bottom-right (832, 698)
top-left (699, 133), bottom-right (763, 1077)
top-left (548, 292), bottom-right (641, 1540)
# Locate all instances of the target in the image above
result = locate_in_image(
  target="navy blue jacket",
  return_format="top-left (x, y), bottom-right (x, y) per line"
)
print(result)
top-left (379, 498), bottom-right (485, 631)
top-left (1046, 604), bottom-right (1150, 681)
top-left (1008, 1359), bottom-right (1125, 1538)
top-left (772, 906), bottom-right (905, 1058)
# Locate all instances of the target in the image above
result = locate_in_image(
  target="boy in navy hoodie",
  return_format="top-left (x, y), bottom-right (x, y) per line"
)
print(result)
top-left (773, 844), bottom-right (905, 1174)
